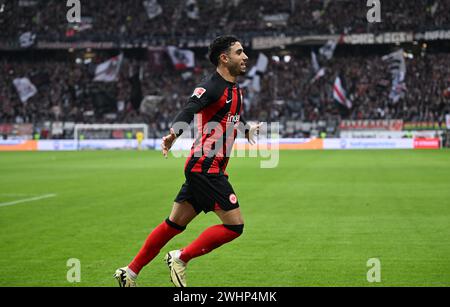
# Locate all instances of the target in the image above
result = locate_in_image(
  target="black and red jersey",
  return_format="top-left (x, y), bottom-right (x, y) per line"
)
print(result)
top-left (171, 71), bottom-right (248, 176)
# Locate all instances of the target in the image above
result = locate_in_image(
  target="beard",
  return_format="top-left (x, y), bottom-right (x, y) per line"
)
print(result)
top-left (229, 62), bottom-right (246, 76)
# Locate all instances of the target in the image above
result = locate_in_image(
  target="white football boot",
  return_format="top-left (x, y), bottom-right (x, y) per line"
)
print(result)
top-left (164, 250), bottom-right (187, 287)
top-left (113, 266), bottom-right (137, 287)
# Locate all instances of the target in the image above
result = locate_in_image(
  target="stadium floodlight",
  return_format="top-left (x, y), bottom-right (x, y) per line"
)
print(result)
top-left (74, 123), bottom-right (149, 150)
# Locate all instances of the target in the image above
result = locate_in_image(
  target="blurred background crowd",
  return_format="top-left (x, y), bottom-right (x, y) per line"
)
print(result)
top-left (2, 0), bottom-right (449, 40)
top-left (0, 0), bottom-right (449, 139)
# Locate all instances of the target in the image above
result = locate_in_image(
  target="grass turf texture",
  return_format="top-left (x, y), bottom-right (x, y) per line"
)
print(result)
top-left (0, 150), bottom-right (449, 287)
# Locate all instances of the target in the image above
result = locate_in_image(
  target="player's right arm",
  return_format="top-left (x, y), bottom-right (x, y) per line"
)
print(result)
top-left (161, 85), bottom-right (213, 158)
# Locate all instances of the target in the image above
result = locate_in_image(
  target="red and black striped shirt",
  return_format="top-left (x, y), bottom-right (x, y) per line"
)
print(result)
top-left (171, 71), bottom-right (248, 176)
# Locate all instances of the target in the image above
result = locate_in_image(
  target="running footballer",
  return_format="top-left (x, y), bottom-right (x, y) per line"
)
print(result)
top-left (114, 35), bottom-right (262, 287)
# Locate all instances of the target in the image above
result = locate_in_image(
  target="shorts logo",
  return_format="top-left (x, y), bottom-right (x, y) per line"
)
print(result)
top-left (192, 87), bottom-right (206, 99)
top-left (229, 194), bottom-right (237, 204)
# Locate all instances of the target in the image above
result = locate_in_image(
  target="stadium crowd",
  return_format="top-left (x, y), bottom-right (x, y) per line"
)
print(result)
top-left (1, 49), bottom-right (449, 138)
top-left (256, 52), bottom-right (450, 126)
top-left (1, 0), bottom-right (449, 43)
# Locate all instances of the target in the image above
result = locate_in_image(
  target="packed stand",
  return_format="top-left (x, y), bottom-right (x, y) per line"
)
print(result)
top-left (1, 0), bottom-right (449, 44)
top-left (1, 49), bottom-right (449, 138)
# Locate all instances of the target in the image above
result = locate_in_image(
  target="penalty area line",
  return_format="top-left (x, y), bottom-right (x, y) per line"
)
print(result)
top-left (0, 194), bottom-right (57, 208)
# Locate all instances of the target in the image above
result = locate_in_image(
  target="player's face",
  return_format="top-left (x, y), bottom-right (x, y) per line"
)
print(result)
top-left (225, 42), bottom-right (248, 76)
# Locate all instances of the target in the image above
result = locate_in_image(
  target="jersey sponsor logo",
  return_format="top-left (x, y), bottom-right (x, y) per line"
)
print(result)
top-left (192, 87), bottom-right (206, 99)
top-left (229, 194), bottom-right (237, 204)
top-left (227, 113), bottom-right (240, 123)
top-left (226, 99), bottom-right (233, 104)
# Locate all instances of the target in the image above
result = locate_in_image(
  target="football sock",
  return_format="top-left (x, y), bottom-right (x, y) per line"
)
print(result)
top-left (128, 218), bottom-right (186, 275)
top-left (179, 224), bottom-right (243, 264)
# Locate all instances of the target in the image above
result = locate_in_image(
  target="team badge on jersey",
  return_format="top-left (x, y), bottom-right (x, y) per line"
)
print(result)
top-left (192, 87), bottom-right (206, 99)
top-left (229, 194), bottom-right (238, 205)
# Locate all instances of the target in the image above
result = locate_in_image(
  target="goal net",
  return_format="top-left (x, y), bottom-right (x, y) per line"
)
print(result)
top-left (73, 123), bottom-right (149, 150)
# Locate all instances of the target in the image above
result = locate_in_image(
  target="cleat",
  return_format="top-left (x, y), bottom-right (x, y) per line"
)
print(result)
top-left (113, 267), bottom-right (137, 287)
top-left (164, 250), bottom-right (187, 287)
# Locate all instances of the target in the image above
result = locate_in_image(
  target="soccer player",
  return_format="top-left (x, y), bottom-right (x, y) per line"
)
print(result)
top-left (114, 35), bottom-right (262, 287)
top-left (136, 131), bottom-right (144, 150)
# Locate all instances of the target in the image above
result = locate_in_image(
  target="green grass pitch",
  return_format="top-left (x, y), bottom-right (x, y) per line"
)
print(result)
top-left (0, 150), bottom-right (449, 287)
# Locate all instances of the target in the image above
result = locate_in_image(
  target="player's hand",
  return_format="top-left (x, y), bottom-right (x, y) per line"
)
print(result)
top-left (161, 128), bottom-right (177, 158)
top-left (246, 122), bottom-right (263, 145)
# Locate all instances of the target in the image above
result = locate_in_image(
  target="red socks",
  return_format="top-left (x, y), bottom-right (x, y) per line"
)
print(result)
top-left (179, 224), bottom-right (243, 264)
top-left (128, 221), bottom-right (243, 275)
top-left (128, 219), bottom-right (185, 275)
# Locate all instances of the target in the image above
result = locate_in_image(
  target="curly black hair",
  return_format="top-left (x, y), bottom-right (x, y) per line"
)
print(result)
top-left (208, 35), bottom-right (240, 67)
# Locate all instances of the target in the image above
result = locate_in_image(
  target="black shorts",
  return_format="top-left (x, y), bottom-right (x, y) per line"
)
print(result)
top-left (174, 172), bottom-right (240, 214)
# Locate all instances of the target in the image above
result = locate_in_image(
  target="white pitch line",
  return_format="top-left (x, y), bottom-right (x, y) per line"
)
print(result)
top-left (0, 193), bottom-right (35, 197)
top-left (0, 194), bottom-right (57, 208)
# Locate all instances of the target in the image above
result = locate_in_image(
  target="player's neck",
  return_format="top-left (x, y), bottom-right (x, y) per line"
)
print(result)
top-left (216, 67), bottom-right (236, 84)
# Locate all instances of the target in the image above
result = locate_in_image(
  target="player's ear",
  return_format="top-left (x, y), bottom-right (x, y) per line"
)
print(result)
top-left (219, 53), bottom-right (228, 64)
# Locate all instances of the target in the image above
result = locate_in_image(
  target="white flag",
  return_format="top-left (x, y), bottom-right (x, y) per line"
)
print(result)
top-left (333, 76), bottom-right (352, 109)
top-left (142, 0), bottom-right (162, 19)
top-left (311, 68), bottom-right (326, 84)
top-left (255, 53), bottom-right (269, 73)
top-left (389, 73), bottom-right (407, 103)
top-left (241, 53), bottom-right (268, 93)
top-left (13, 78), bottom-right (38, 103)
top-left (140, 95), bottom-right (164, 115)
top-left (383, 49), bottom-right (407, 102)
top-left (186, 0), bottom-right (199, 19)
top-left (19, 32), bottom-right (36, 48)
top-left (310, 51), bottom-right (326, 83)
top-left (382, 49), bottom-right (406, 77)
top-left (319, 40), bottom-right (337, 60)
top-left (430, 1), bottom-right (439, 16)
top-left (311, 51), bottom-right (320, 73)
top-left (94, 54), bottom-right (123, 82)
top-left (244, 67), bottom-right (262, 92)
top-left (167, 46), bottom-right (195, 70)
